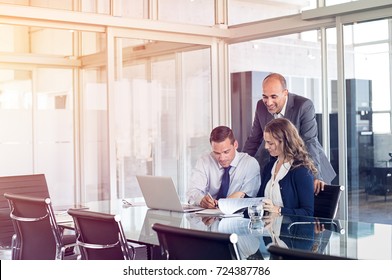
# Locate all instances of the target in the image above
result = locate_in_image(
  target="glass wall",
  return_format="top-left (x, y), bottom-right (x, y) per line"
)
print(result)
top-left (229, 31), bottom-right (324, 151)
top-left (115, 39), bottom-right (212, 200)
top-left (0, 0), bottom-right (391, 225)
top-left (229, 15), bottom-right (392, 224)
top-left (343, 18), bottom-right (392, 224)
top-left (81, 0), bottom-right (110, 14)
top-left (35, 68), bottom-right (75, 206)
top-left (0, 67), bottom-right (75, 206)
top-left (0, 69), bottom-right (33, 175)
top-left (0, 0), bottom-right (73, 10)
top-left (228, 0), bottom-right (315, 25)
top-left (158, 0), bottom-right (214, 25)
top-left (82, 67), bottom-right (109, 202)
top-left (326, 0), bottom-right (359, 5)
top-left (0, 23), bottom-right (76, 207)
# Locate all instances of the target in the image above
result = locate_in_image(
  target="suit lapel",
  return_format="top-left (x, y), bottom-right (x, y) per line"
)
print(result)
top-left (283, 93), bottom-right (295, 120)
top-left (265, 113), bottom-right (273, 124)
top-left (261, 102), bottom-right (274, 126)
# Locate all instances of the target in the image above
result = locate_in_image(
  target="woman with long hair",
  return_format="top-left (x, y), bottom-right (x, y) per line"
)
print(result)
top-left (258, 118), bottom-right (317, 216)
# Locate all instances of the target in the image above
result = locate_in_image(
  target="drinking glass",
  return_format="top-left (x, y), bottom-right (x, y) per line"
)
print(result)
top-left (248, 204), bottom-right (264, 221)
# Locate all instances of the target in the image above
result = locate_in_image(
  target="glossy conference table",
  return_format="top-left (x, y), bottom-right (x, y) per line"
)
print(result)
top-left (57, 199), bottom-right (392, 260)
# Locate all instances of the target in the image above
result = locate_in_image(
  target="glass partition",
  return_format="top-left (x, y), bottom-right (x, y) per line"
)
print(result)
top-left (158, 0), bottom-right (214, 26)
top-left (229, 30), bottom-right (336, 210)
top-left (326, 0), bottom-right (359, 5)
top-left (0, 22), bottom-right (77, 206)
top-left (0, 69), bottom-right (33, 175)
top-left (228, 0), bottom-right (315, 25)
top-left (114, 39), bottom-right (212, 200)
top-left (35, 68), bottom-right (75, 206)
top-left (0, 24), bottom-right (73, 56)
top-left (1, 0), bottom-right (391, 227)
top-left (343, 18), bottom-right (392, 224)
top-left (0, 0), bottom-right (73, 10)
top-left (82, 67), bottom-right (110, 201)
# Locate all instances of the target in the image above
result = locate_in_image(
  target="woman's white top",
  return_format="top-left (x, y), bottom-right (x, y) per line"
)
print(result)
top-left (264, 160), bottom-right (292, 207)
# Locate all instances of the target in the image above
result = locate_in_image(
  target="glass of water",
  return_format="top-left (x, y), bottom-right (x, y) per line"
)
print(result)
top-left (248, 204), bottom-right (264, 221)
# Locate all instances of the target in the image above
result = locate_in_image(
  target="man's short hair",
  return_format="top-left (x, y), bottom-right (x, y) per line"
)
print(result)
top-left (263, 72), bottom-right (287, 90)
top-left (210, 126), bottom-right (235, 145)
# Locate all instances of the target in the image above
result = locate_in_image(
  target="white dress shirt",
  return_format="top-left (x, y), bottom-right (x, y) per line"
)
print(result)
top-left (273, 95), bottom-right (288, 119)
top-left (187, 151), bottom-right (261, 206)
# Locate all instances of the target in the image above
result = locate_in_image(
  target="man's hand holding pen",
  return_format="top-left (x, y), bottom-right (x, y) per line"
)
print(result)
top-left (201, 192), bottom-right (218, 209)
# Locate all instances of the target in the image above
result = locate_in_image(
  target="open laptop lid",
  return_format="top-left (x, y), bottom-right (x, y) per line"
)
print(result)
top-left (136, 175), bottom-right (201, 212)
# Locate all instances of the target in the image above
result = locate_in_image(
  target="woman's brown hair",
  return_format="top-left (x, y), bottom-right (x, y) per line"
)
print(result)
top-left (264, 118), bottom-right (317, 175)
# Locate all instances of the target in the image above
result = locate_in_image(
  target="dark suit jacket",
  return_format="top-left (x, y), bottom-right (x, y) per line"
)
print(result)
top-left (242, 93), bottom-right (336, 184)
top-left (257, 158), bottom-right (314, 217)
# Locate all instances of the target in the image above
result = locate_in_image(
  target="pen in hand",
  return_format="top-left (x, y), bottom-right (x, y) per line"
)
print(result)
top-left (206, 192), bottom-right (218, 208)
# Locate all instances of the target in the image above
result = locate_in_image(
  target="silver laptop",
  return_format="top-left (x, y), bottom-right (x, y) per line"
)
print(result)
top-left (136, 175), bottom-right (204, 212)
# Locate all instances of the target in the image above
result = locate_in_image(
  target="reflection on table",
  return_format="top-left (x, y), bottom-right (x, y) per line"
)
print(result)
top-left (58, 199), bottom-right (392, 260)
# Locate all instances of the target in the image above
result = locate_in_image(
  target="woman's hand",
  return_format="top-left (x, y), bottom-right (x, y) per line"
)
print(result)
top-left (262, 198), bottom-right (281, 213)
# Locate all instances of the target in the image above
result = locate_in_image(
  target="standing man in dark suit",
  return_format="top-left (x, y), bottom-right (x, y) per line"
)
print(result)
top-left (242, 73), bottom-right (336, 193)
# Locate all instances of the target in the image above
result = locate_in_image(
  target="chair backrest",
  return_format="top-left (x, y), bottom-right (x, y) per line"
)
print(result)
top-left (267, 244), bottom-right (355, 260)
top-left (0, 174), bottom-right (49, 210)
top-left (0, 174), bottom-right (50, 248)
top-left (152, 223), bottom-right (240, 260)
top-left (314, 184), bottom-right (344, 219)
top-left (4, 192), bottom-right (65, 260)
top-left (67, 208), bottom-right (134, 260)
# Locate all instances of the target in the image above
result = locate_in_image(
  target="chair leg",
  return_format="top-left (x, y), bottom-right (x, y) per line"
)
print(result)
top-left (55, 246), bottom-right (65, 260)
top-left (11, 234), bottom-right (20, 260)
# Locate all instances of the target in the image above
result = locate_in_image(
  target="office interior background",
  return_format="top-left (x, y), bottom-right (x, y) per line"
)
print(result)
top-left (0, 0), bottom-right (391, 228)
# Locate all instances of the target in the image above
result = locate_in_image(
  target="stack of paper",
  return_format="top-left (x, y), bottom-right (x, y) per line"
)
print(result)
top-left (196, 197), bottom-right (263, 217)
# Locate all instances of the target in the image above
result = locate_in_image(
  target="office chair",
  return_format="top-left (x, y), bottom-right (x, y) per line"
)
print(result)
top-left (0, 174), bottom-right (50, 249)
top-left (152, 223), bottom-right (240, 260)
top-left (314, 184), bottom-right (344, 219)
top-left (267, 244), bottom-right (355, 260)
top-left (67, 208), bottom-right (135, 260)
top-left (4, 192), bottom-right (77, 260)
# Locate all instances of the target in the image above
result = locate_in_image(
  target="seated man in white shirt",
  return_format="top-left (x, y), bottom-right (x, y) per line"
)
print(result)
top-left (187, 126), bottom-right (261, 209)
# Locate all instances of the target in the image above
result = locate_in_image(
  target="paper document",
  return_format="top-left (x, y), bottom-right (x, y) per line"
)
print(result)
top-left (196, 197), bottom-right (263, 215)
top-left (54, 212), bottom-right (74, 224)
top-left (53, 204), bottom-right (89, 211)
top-left (218, 198), bottom-right (263, 214)
top-left (195, 208), bottom-right (243, 218)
